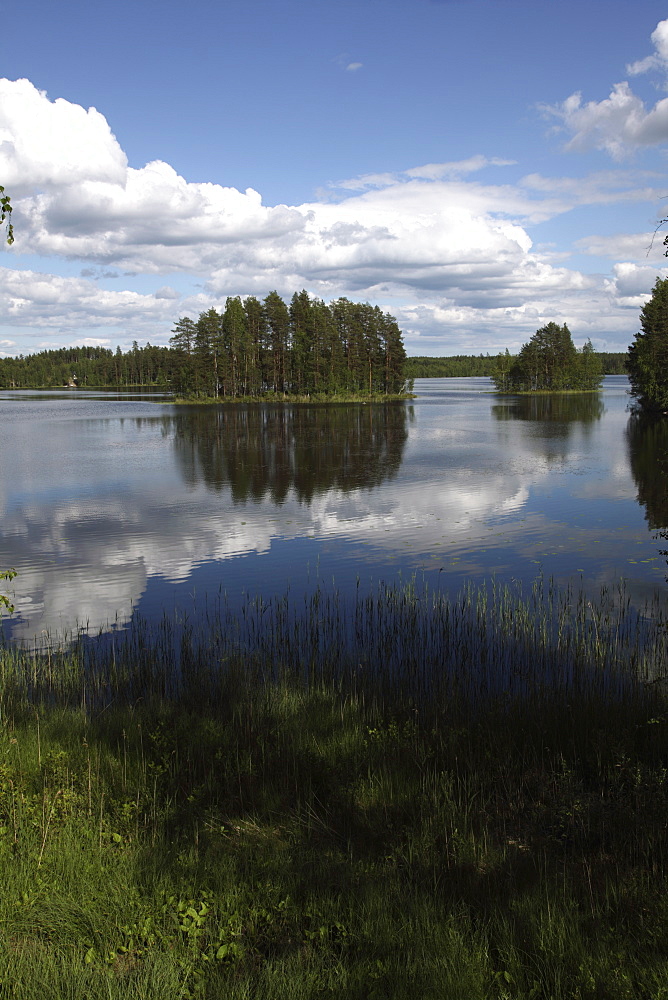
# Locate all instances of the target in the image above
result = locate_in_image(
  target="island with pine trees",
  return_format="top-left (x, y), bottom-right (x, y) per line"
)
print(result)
top-left (0, 291), bottom-right (412, 402)
top-left (491, 322), bottom-right (604, 393)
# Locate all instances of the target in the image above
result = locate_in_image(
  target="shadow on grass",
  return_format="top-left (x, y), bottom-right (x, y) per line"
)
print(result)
top-left (1, 579), bottom-right (668, 998)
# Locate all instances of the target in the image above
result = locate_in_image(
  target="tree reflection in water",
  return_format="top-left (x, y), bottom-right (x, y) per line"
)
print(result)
top-left (166, 403), bottom-right (411, 504)
top-left (627, 414), bottom-right (668, 578)
top-left (492, 392), bottom-right (605, 426)
top-left (492, 393), bottom-right (605, 463)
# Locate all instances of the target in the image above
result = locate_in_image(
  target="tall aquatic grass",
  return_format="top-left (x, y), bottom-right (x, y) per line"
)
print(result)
top-left (1, 575), bottom-right (665, 716)
top-left (1, 578), bottom-right (668, 998)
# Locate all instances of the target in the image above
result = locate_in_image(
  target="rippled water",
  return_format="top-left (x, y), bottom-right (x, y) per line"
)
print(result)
top-left (1, 376), bottom-right (667, 643)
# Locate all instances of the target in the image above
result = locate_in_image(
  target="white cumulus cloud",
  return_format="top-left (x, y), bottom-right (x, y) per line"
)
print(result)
top-left (0, 77), bottom-right (127, 190)
top-left (543, 20), bottom-right (668, 158)
top-left (627, 19), bottom-right (668, 76)
top-left (604, 261), bottom-right (668, 305)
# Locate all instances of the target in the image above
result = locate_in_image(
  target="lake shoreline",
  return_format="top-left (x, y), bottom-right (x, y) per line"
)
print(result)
top-left (168, 390), bottom-right (417, 405)
top-left (493, 387), bottom-right (605, 396)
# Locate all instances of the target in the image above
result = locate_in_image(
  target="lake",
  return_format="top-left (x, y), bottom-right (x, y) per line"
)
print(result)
top-left (1, 376), bottom-right (667, 645)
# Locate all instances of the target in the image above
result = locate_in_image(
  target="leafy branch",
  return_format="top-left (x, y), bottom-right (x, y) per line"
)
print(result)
top-left (0, 569), bottom-right (16, 616)
top-left (646, 214), bottom-right (668, 257)
top-left (0, 186), bottom-right (14, 245)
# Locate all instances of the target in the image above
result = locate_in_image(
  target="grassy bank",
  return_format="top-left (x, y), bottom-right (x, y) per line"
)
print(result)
top-left (1, 579), bottom-right (668, 999)
top-left (169, 391), bottom-right (416, 405)
top-left (493, 389), bottom-right (603, 396)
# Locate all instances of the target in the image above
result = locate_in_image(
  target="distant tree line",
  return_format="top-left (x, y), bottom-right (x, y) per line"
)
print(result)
top-left (0, 343), bottom-right (177, 389)
top-left (405, 350), bottom-right (627, 380)
top-left (405, 355), bottom-right (499, 378)
top-left (0, 291), bottom-right (408, 397)
top-left (593, 352), bottom-right (628, 374)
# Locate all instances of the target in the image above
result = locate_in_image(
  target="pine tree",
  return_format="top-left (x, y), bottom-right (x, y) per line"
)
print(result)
top-left (379, 309), bottom-right (407, 393)
top-left (312, 299), bottom-right (342, 393)
top-left (194, 308), bottom-right (223, 397)
top-left (243, 296), bottom-right (267, 396)
top-left (289, 290), bottom-right (316, 394)
top-left (263, 291), bottom-right (290, 394)
top-left (222, 297), bottom-right (250, 396)
top-left (169, 317), bottom-right (196, 354)
top-left (169, 316), bottom-right (197, 394)
top-left (627, 277), bottom-right (668, 412)
top-left (576, 339), bottom-right (603, 391)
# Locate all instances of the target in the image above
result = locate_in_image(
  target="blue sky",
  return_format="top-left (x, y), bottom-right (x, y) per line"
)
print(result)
top-left (3, 0), bottom-right (668, 356)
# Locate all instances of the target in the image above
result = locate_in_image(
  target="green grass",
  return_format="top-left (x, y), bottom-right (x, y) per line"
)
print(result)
top-left (1, 578), bottom-right (668, 998)
top-left (169, 391), bottom-right (416, 405)
top-left (493, 389), bottom-right (603, 396)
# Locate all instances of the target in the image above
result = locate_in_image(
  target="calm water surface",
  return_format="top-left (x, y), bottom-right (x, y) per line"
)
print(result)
top-left (2, 376), bottom-right (667, 643)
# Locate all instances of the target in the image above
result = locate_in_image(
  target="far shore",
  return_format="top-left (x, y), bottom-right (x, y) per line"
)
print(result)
top-left (168, 391), bottom-right (417, 405)
top-left (493, 387), bottom-right (603, 395)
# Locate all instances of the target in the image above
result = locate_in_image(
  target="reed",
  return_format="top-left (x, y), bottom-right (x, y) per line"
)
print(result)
top-left (1, 576), bottom-right (665, 715)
